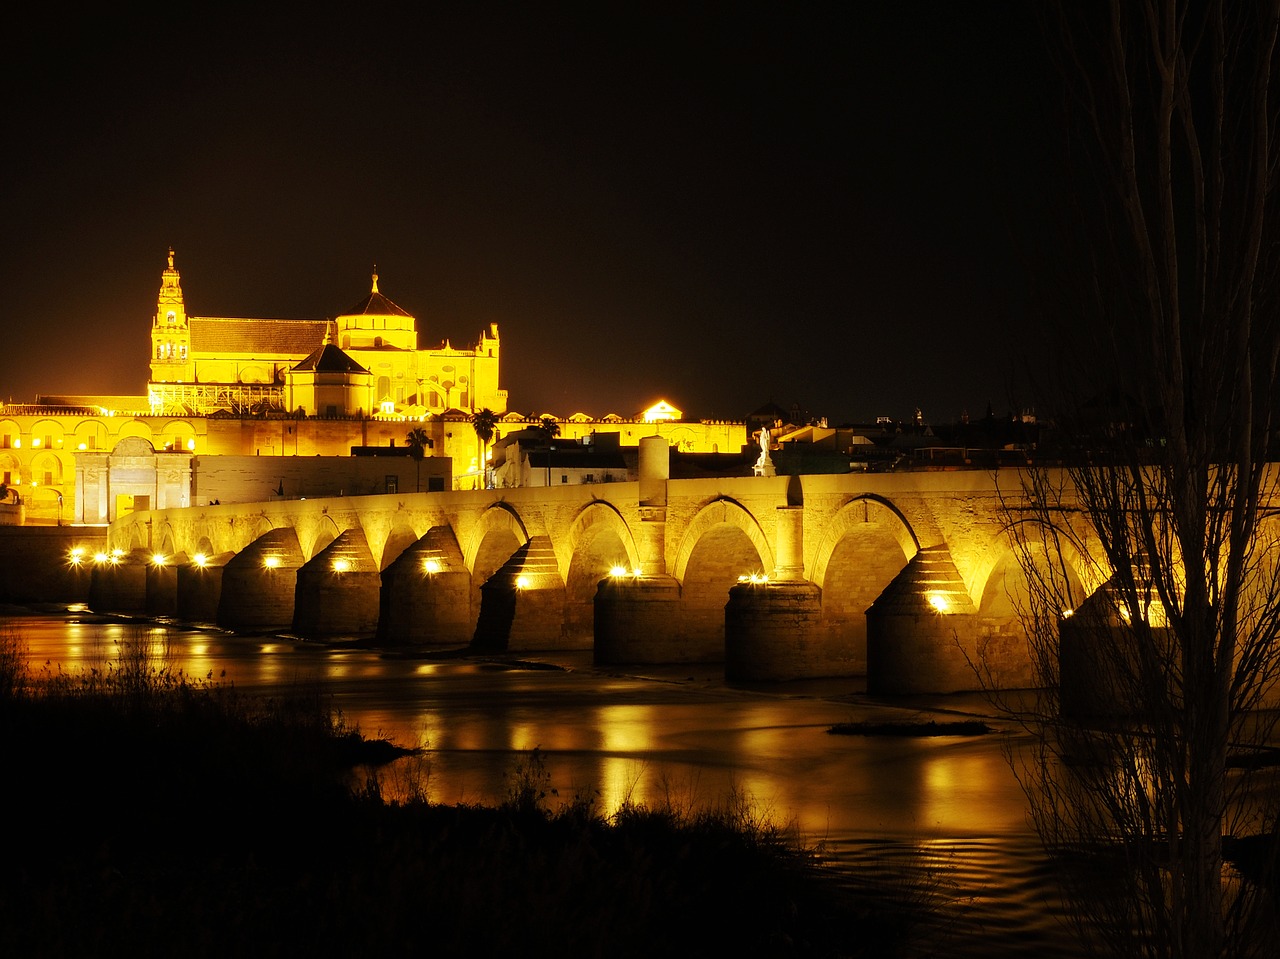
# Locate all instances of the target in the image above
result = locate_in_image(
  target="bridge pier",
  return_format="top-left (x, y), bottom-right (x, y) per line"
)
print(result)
top-left (293, 529), bottom-right (380, 639)
top-left (724, 506), bottom-right (854, 680)
top-left (89, 550), bottom-right (149, 614)
top-left (724, 580), bottom-right (830, 680)
top-left (176, 554), bottom-right (230, 625)
top-left (217, 528), bottom-right (304, 632)
top-left (471, 536), bottom-right (568, 651)
top-left (376, 527), bottom-right (471, 646)
top-left (145, 554), bottom-right (184, 618)
top-left (594, 573), bottom-right (686, 662)
top-left (866, 545), bottom-right (983, 694)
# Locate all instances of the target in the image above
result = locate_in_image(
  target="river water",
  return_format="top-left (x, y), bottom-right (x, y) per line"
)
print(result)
top-left (12, 607), bottom-right (1112, 957)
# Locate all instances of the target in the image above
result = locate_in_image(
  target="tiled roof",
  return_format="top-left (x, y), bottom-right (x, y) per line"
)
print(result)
top-left (342, 289), bottom-right (412, 318)
top-left (292, 343), bottom-right (369, 374)
top-left (190, 317), bottom-right (332, 355)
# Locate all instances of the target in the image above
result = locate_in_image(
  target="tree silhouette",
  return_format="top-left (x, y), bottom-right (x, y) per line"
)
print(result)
top-left (538, 416), bottom-right (560, 442)
top-left (999, 3), bottom-right (1280, 956)
top-left (405, 427), bottom-right (431, 492)
top-left (470, 408), bottom-right (498, 489)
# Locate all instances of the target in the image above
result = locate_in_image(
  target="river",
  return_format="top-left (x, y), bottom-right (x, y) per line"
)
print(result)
top-left (10, 607), bottom-right (1130, 957)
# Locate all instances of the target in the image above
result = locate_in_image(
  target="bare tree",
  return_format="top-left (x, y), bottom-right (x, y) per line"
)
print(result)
top-left (999, 3), bottom-right (1280, 956)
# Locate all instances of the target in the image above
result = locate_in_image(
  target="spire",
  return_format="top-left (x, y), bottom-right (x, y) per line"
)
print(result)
top-left (167, 247), bottom-right (175, 269)
top-left (371, 265), bottom-right (379, 294)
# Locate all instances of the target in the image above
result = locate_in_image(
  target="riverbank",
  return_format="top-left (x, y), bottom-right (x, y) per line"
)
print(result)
top-left (0, 612), bottom-right (928, 958)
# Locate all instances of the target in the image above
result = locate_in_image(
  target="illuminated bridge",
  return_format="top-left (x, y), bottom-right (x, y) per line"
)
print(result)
top-left (89, 438), bottom-right (1103, 694)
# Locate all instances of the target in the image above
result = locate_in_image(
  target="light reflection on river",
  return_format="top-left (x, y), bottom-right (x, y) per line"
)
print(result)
top-left (18, 610), bottom-right (1083, 957)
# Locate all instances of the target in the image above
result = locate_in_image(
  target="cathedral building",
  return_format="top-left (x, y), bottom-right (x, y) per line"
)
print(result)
top-left (147, 249), bottom-right (506, 418)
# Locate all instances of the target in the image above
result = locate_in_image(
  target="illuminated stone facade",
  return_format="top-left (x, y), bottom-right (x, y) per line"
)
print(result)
top-left (148, 250), bottom-right (507, 419)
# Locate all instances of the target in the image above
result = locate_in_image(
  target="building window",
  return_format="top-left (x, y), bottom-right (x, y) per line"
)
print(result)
top-left (167, 310), bottom-right (176, 324)
top-left (585, 473), bottom-right (594, 483)
top-left (180, 344), bottom-right (187, 360)
top-left (560, 474), bottom-right (568, 484)
top-left (1, 435), bottom-right (9, 449)
top-left (386, 475), bottom-right (398, 494)
top-left (42, 469), bottom-right (53, 486)
top-left (43, 436), bottom-right (53, 450)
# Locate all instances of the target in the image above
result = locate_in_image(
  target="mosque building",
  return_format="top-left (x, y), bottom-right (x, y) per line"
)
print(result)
top-left (147, 248), bottom-right (505, 419)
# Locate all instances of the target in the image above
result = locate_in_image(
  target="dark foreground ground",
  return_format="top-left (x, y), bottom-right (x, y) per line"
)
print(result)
top-left (0, 638), bottom-right (923, 959)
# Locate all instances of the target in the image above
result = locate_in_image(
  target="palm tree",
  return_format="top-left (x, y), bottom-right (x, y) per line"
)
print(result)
top-left (405, 427), bottom-right (431, 492)
top-left (538, 416), bottom-right (560, 442)
top-left (470, 408), bottom-right (498, 489)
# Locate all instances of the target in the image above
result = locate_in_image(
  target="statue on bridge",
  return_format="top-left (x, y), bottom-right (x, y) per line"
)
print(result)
top-left (753, 426), bottom-right (777, 477)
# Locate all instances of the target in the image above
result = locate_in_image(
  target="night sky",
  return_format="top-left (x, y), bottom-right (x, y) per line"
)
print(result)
top-left (1, 3), bottom-right (1056, 425)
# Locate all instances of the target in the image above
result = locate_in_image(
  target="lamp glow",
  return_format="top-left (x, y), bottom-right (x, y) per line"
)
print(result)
top-left (263, 555), bottom-right (281, 569)
top-left (423, 558), bottom-right (442, 574)
top-left (93, 551), bottom-right (109, 564)
top-left (610, 565), bottom-right (628, 577)
top-left (332, 558), bottom-right (350, 573)
top-left (515, 575), bottom-right (531, 590)
top-left (193, 553), bottom-right (208, 568)
top-left (68, 547), bottom-right (85, 566)
top-left (928, 593), bottom-right (950, 613)
top-left (151, 553), bottom-right (167, 567)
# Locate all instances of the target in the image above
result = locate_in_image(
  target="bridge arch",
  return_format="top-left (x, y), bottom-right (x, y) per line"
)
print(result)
top-left (561, 500), bottom-right (641, 644)
top-left (380, 521), bottom-right (421, 570)
top-left (671, 497), bottom-right (774, 583)
top-left (973, 518), bottom-right (1101, 619)
top-left (154, 520), bottom-right (179, 557)
top-left (304, 514), bottom-right (342, 560)
top-left (811, 494), bottom-right (921, 674)
top-left (810, 494), bottom-right (920, 588)
top-left (671, 497), bottom-right (772, 661)
top-left (464, 503), bottom-right (533, 635)
top-left (464, 502), bottom-right (531, 574)
top-left (561, 500), bottom-right (639, 576)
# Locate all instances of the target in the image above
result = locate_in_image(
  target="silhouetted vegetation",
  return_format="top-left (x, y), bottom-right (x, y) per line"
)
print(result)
top-left (827, 720), bottom-right (993, 738)
top-left (0, 621), bottom-right (924, 958)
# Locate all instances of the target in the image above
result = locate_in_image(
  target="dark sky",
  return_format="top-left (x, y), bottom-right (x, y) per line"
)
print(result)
top-left (1, 3), bottom-right (1055, 425)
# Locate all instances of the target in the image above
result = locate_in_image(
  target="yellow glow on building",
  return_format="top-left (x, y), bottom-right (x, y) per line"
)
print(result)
top-left (928, 592), bottom-right (950, 613)
top-left (332, 558), bottom-right (350, 572)
top-left (515, 575), bottom-right (531, 590)
top-left (151, 553), bottom-right (167, 567)
top-left (263, 555), bottom-right (281, 569)
top-left (192, 553), bottom-right (208, 567)
top-left (422, 558), bottom-right (442, 574)
top-left (641, 399), bottom-right (682, 423)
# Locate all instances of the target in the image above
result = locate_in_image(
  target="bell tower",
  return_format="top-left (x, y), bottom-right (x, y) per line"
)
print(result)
top-left (150, 248), bottom-right (193, 383)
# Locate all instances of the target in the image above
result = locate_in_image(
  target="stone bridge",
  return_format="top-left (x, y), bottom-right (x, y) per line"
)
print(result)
top-left (91, 438), bottom-right (1103, 693)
